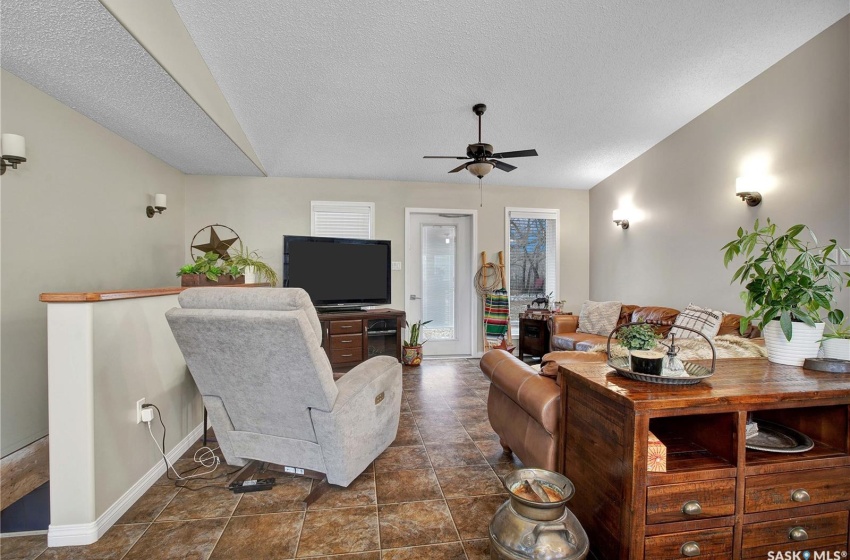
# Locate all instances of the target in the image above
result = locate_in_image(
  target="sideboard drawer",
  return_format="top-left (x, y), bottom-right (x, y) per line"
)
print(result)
top-left (330, 333), bottom-right (362, 350)
top-left (331, 347), bottom-right (362, 364)
top-left (646, 478), bottom-right (736, 524)
top-left (742, 511), bottom-right (848, 559)
top-left (644, 527), bottom-right (733, 560)
top-left (329, 320), bottom-right (362, 334)
top-left (745, 466), bottom-right (850, 513)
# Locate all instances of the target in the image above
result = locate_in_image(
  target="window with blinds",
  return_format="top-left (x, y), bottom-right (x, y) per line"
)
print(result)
top-left (505, 209), bottom-right (560, 330)
top-left (310, 201), bottom-right (374, 239)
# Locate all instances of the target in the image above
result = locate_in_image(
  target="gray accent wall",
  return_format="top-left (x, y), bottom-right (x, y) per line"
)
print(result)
top-left (589, 17), bottom-right (850, 315)
top-left (0, 70), bottom-right (186, 457)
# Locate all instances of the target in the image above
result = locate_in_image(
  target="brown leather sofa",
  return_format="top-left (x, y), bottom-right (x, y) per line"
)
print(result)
top-left (549, 305), bottom-right (760, 352)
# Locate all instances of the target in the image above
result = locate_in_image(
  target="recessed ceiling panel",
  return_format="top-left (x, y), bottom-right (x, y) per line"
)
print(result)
top-left (171, 0), bottom-right (847, 188)
top-left (1, 0), bottom-right (262, 176)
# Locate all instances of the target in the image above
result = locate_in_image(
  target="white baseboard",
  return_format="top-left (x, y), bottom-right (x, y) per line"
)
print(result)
top-left (47, 423), bottom-right (203, 547)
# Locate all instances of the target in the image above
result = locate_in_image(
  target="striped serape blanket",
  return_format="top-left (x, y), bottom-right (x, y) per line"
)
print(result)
top-left (484, 289), bottom-right (511, 347)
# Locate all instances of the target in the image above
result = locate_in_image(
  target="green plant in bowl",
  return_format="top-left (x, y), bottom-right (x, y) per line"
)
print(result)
top-left (176, 251), bottom-right (225, 282)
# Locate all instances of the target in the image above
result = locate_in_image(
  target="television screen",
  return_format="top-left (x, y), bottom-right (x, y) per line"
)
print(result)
top-left (283, 236), bottom-right (391, 307)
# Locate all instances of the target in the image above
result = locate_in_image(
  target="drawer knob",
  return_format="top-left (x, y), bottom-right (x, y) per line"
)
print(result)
top-left (788, 526), bottom-right (808, 542)
top-left (680, 541), bottom-right (701, 557)
top-left (790, 489), bottom-right (810, 503)
top-left (681, 500), bottom-right (702, 516)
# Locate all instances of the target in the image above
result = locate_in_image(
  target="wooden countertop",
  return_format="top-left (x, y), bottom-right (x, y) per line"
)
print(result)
top-left (559, 358), bottom-right (850, 412)
top-left (40, 284), bottom-right (270, 303)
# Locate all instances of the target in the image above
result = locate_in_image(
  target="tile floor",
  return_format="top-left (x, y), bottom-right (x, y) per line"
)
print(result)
top-left (1, 358), bottom-right (527, 559)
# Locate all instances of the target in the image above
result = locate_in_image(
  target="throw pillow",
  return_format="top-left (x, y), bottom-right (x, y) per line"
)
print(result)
top-left (669, 303), bottom-right (724, 340)
top-left (576, 300), bottom-right (622, 336)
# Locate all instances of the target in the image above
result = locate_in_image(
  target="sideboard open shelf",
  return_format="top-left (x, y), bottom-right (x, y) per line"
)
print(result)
top-left (558, 358), bottom-right (850, 560)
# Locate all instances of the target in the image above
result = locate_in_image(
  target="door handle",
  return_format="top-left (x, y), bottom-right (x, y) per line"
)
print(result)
top-left (409, 294), bottom-right (421, 300)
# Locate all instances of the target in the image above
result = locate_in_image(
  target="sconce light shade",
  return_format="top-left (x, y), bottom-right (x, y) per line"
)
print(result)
top-left (1, 133), bottom-right (27, 175)
top-left (466, 161), bottom-right (494, 179)
top-left (146, 194), bottom-right (167, 218)
top-left (735, 176), bottom-right (762, 207)
top-left (612, 209), bottom-right (630, 229)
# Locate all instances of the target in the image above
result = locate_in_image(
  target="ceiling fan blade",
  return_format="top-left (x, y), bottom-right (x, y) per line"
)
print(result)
top-left (491, 160), bottom-right (517, 172)
top-left (491, 149), bottom-right (538, 159)
top-left (448, 163), bottom-right (469, 173)
top-left (423, 156), bottom-right (471, 159)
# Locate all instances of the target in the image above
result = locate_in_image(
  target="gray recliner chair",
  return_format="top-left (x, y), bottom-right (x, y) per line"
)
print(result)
top-left (165, 287), bottom-right (402, 488)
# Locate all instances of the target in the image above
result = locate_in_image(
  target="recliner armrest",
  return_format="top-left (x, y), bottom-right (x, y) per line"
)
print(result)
top-left (325, 355), bottom-right (400, 412)
top-left (480, 350), bottom-right (560, 434)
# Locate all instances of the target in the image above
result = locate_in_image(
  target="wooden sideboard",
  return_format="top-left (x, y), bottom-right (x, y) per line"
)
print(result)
top-left (558, 359), bottom-right (850, 560)
top-left (316, 308), bottom-right (405, 369)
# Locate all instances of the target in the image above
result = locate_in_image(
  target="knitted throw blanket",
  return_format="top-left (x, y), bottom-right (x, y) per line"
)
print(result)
top-left (589, 334), bottom-right (767, 360)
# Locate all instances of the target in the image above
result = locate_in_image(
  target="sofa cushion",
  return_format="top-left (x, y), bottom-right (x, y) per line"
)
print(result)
top-left (576, 300), bottom-right (622, 336)
top-left (670, 303), bottom-right (724, 339)
top-left (551, 332), bottom-right (610, 352)
top-left (631, 306), bottom-right (680, 336)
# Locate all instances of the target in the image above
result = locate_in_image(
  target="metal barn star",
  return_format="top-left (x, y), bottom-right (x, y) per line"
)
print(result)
top-left (191, 226), bottom-right (239, 260)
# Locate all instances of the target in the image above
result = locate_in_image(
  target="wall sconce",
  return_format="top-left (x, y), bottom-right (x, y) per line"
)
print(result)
top-left (0, 134), bottom-right (27, 175)
top-left (612, 209), bottom-right (629, 229)
top-left (735, 176), bottom-right (763, 207)
top-left (146, 194), bottom-right (167, 218)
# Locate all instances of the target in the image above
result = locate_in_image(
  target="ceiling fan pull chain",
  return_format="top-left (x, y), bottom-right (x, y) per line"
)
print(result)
top-left (479, 178), bottom-right (484, 207)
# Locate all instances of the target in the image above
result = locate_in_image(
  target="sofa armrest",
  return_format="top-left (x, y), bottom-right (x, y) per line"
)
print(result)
top-left (550, 314), bottom-right (579, 335)
top-left (480, 350), bottom-right (560, 435)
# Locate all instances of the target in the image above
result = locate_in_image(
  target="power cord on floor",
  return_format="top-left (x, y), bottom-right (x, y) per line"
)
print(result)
top-left (142, 403), bottom-right (238, 490)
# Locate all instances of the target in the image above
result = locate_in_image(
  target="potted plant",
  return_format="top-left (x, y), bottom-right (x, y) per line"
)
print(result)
top-left (618, 322), bottom-right (663, 375)
top-left (228, 244), bottom-right (279, 286)
top-left (821, 317), bottom-right (850, 360)
top-left (722, 219), bottom-right (850, 366)
top-left (402, 319), bottom-right (432, 366)
top-left (177, 251), bottom-right (246, 287)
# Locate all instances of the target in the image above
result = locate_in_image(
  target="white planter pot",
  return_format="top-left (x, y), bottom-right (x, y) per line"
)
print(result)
top-left (243, 266), bottom-right (258, 284)
top-left (822, 338), bottom-right (850, 360)
top-left (762, 320), bottom-right (825, 366)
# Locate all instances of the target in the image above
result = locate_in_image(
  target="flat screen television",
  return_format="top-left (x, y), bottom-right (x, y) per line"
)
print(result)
top-left (283, 235), bottom-right (391, 309)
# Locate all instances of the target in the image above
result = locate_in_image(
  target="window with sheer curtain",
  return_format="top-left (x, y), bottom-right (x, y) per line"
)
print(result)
top-left (311, 201), bottom-right (374, 239)
top-left (505, 208), bottom-right (560, 331)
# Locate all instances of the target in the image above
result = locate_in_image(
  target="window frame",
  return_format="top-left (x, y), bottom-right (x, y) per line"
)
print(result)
top-left (310, 201), bottom-right (375, 239)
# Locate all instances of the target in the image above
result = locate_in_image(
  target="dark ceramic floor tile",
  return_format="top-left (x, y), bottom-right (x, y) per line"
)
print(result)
top-left (404, 392), bottom-right (449, 411)
top-left (463, 538), bottom-right (492, 560)
top-left (209, 512), bottom-right (303, 559)
top-left (443, 395), bottom-right (487, 410)
top-left (232, 476), bottom-right (311, 515)
top-left (116, 485), bottom-right (180, 524)
top-left (0, 534), bottom-right (47, 560)
top-left (472, 389), bottom-right (490, 402)
top-left (491, 461), bottom-right (525, 481)
top-left (37, 524), bottom-right (148, 560)
top-left (307, 471), bottom-right (376, 510)
top-left (459, 418), bottom-right (498, 440)
top-left (410, 408), bottom-right (457, 423)
top-left (417, 425), bottom-right (473, 445)
top-left (375, 468), bottom-right (442, 504)
top-left (378, 500), bottom-right (458, 549)
top-left (446, 494), bottom-right (509, 540)
top-left (389, 424), bottom-right (422, 447)
top-left (474, 440), bottom-right (518, 464)
top-left (306, 554), bottom-right (380, 560)
top-left (425, 442), bottom-right (488, 468)
top-left (156, 485), bottom-right (241, 521)
top-left (296, 506), bottom-right (379, 557)
top-left (374, 445), bottom-right (430, 473)
top-left (381, 541), bottom-right (466, 559)
top-left (451, 408), bottom-right (489, 423)
top-left (124, 518), bottom-right (227, 560)
top-left (434, 465), bottom-right (504, 498)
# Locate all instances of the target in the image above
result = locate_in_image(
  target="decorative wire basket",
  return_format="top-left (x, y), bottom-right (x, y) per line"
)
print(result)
top-left (606, 323), bottom-right (716, 385)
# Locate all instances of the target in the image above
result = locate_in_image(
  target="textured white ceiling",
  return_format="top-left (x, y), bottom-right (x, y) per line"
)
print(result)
top-left (171, 0), bottom-right (848, 189)
top-left (0, 0), bottom-right (261, 176)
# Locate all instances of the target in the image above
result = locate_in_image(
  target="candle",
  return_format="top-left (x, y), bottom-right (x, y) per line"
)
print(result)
top-left (154, 194), bottom-right (166, 208)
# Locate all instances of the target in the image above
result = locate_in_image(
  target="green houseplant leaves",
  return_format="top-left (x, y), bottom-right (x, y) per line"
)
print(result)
top-left (722, 218), bottom-right (850, 341)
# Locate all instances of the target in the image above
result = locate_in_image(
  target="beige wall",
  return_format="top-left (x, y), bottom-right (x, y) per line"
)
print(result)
top-left (589, 17), bottom-right (850, 315)
top-left (0, 70), bottom-right (186, 457)
top-left (184, 176), bottom-right (590, 350)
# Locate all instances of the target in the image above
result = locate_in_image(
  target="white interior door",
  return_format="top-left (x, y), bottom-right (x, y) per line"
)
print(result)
top-left (405, 211), bottom-right (474, 357)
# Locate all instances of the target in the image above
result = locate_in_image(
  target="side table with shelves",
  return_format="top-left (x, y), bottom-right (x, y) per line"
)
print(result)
top-left (558, 358), bottom-right (850, 560)
top-left (518, 314), bottom-right (550, 360)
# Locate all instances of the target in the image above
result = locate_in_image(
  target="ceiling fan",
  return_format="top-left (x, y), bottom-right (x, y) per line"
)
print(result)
top-left (424, 103), bottom-right (538, 179)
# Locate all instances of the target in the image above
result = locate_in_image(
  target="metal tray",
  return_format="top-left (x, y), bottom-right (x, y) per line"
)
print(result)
top-left (606, 323), bottom-right (716, 386)
top-left (745, 420), bottom-right (815, 453)
top-left (803, 358), bottom-right (850, 374)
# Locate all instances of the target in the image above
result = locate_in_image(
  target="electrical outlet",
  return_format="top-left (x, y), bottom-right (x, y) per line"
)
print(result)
top-left (136, 398), bottom-right (146, 424)
top-left (391, 261), bottom-right (402, 271)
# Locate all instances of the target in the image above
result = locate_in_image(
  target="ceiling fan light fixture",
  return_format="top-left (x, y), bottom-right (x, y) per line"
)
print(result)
top-left (467, 161), bottom-right (494, 178)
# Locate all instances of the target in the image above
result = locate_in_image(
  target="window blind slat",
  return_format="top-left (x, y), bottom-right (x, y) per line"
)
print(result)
top-left (311, 201), bottom-right (374, 239)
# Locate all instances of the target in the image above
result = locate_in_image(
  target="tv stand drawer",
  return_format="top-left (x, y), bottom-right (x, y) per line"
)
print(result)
top-left (329, 320), bottom-right (362, 334)
top-left (331, 348), bottom-right (363, 364)
top-left (330, 334), bottom-right (362, 350)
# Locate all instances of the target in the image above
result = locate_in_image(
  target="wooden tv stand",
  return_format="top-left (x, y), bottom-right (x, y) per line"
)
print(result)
top-left (558, 359), bottom-right (850, 560)
top-left (316, 308), bottom-right (405, 369)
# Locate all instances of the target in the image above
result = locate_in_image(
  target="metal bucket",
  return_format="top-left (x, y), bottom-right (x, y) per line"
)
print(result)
top-left (489, 469), bottom-right (589, 560)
